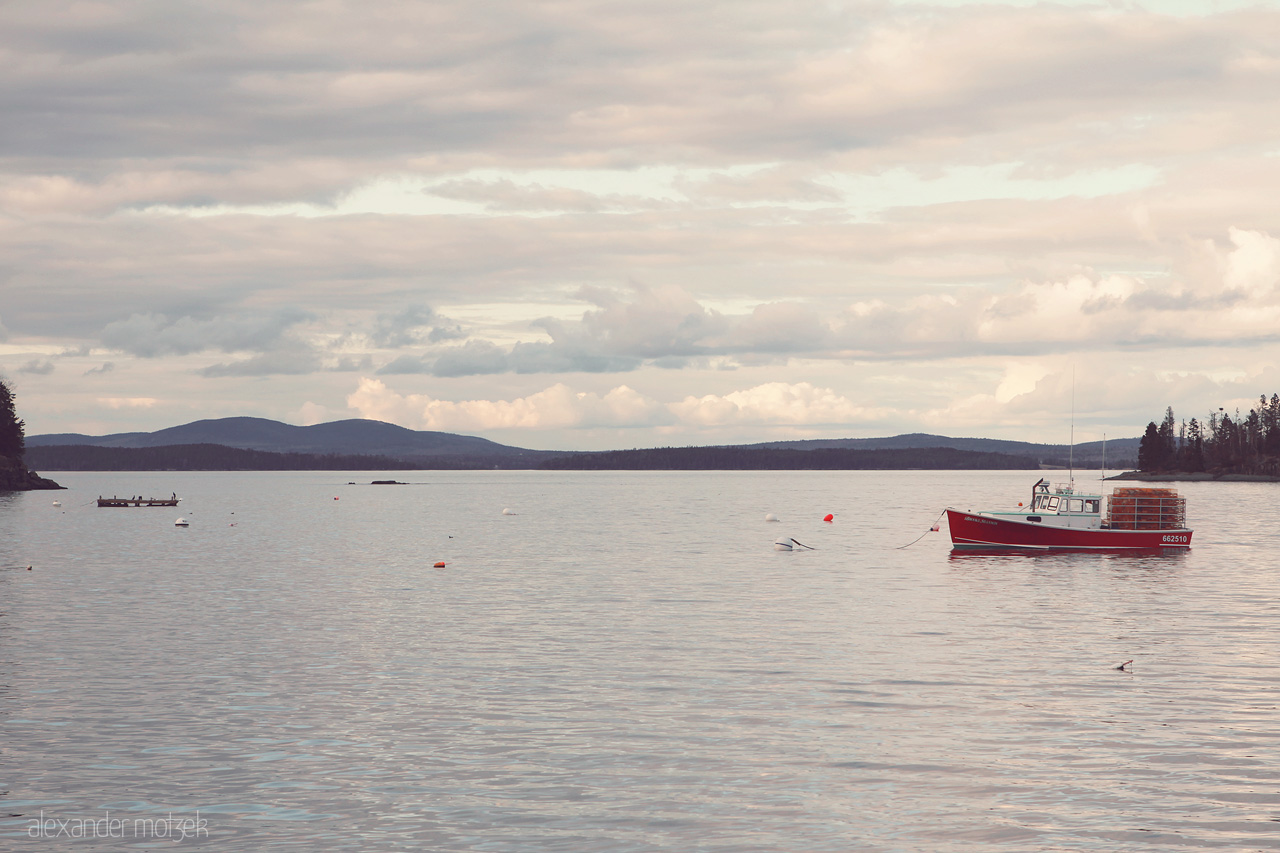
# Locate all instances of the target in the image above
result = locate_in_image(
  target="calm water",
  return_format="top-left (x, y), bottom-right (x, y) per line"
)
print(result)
top-left (1, 470), bottom-right (1278, 851)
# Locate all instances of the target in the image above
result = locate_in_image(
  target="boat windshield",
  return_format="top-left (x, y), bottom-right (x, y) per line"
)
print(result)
top-left (1032, 493), bottom-right (1100, 514)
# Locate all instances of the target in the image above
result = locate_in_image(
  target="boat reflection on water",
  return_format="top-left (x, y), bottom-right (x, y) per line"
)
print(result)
top-left (947, 546), bottom-right (1190, 561)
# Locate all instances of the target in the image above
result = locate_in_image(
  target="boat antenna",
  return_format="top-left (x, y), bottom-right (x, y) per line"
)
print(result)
top-left (1068, 369), bottom-right (1075, 489)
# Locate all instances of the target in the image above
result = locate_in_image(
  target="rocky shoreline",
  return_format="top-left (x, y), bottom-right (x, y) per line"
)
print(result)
top-left (0, 454), bottom-right (63, 490)
top-left (1108, 470), bottom-right (1280, 482)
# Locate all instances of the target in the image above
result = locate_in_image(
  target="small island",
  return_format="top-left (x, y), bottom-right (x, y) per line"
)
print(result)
top-left (0, 379), bottom-right (62, 491)
top-left (1123, 396), bottom-right (1280, 481)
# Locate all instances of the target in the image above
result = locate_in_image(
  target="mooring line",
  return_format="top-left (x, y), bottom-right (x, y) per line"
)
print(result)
top-left (895, 509), bottom-right (947, 550)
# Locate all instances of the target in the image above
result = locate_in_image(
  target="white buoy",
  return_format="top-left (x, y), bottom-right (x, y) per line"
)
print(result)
top-left (174, 517), bottom-right (189, 527)
top-left (774, 537), bottom-right (793, 551)
top-left (764, 512), bottom-right (779, 522)
top-left (502, 508), bottom-right (515, 515)
top-left (52, 500), bottom-right (62, 507)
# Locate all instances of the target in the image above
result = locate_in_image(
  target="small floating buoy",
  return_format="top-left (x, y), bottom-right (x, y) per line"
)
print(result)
top-left (334, 496), bottom-right (339, 500)
top-left (930, 523), bottom-right (940, 532)
top-left (823, 513), bottom-right (834, 523)
top-left (765, 512), bottom-right (780, 522)
top-left (175, 518), bottom-right (189, 527)
top-left (433, 561), bottom-right (447, 568)
top-left (774, 537), bottom-right (794, 551)
top-left (27, 565), bottom-right (32, 571)
top-left (52, 501), bottom-right (61, 507)
top-left (502, 507), bottom-right (515, 515)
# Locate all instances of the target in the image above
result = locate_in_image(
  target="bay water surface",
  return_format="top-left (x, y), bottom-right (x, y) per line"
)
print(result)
top-left (2, 470), bottom-right (1278, 850)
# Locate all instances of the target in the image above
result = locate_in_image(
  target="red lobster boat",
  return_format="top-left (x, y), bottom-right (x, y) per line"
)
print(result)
top-left (946, 478), bottom-right (1192, 551)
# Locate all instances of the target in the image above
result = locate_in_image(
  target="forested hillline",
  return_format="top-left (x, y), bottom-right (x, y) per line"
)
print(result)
top-left (28, 417), bottom-right (1139, 468)
top-left (746, 433), bottom-right (1138, 468)
top-left (540, 446), bottom-right (1039, 471)
top-left (1136, 394), bottom-right (1280, 479)
top-left (25, 443), bottom-right (531, 471)
top-left (28, 442), bottom-right (1041, 472)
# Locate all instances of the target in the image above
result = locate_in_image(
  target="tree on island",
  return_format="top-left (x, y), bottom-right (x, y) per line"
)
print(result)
top-left (0, 377), bottom-right (61, 490)
top-left (1138, 394), bottom-right (1280, 477)
top-left (0, 378), bottom-right (24, 458)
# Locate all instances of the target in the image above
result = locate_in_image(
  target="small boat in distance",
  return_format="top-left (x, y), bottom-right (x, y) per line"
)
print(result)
top-left (946, 478), bottom-right (1192, 551)
top-left (97, 494), bottom-right (180, 508)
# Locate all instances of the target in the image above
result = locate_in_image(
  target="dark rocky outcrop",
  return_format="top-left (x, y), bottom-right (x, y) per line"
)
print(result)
top-left (0, 453), bottom-right (63, 490)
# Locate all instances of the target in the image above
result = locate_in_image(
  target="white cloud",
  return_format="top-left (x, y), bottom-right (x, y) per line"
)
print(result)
top-left (98, 397), bottom-right (157, 409)
top-left (1220, 227), bottom-right (1280, 297)
top-left (671, 382), bottom-right (890, 427)
top-left (348, 377), bottom-right (887, 434)
top-left (296, 401), bottom-right (333, 426)
top-left (346, 377), bottom-right (669, 431)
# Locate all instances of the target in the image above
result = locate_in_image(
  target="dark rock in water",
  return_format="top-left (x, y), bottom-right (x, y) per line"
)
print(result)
top-left (0, 454), bottom-right (63, 490)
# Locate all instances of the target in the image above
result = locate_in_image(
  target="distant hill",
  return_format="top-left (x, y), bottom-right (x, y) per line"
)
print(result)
top-left (25, 443), bottom-right (428, 472)
top-left (26, 418), bottom-right (1139, 471)
top-left (28, 417), bottom-right (553, 464)
top-left (541, 446), bottom-right (1038, 471)
top-left (746, 433), bottom-right (1138, 468)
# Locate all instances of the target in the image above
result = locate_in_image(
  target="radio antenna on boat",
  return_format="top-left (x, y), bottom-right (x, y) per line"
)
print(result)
top-left (1068, 369), bottom-right (1075, 489)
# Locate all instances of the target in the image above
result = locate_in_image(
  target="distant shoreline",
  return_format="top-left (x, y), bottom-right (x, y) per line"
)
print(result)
top-left (1108, 471), bottom-right (1280, 483)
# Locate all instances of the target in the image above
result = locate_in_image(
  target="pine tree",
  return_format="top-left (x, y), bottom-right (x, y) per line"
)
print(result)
top-left (0, 378), bottom-right (25, 458)
top-left (1184, 418), bottom-right (1205, 472)
top-left (1138, 421), bottom-right (1163, 471)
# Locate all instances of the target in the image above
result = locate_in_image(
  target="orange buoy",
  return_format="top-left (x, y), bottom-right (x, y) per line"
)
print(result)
top-left (433, 561), bottom-right (447, 568)
top-left (823, 513), bottom-right (834, 523)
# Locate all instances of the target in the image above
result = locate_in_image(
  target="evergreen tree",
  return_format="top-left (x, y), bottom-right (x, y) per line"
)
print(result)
top-left (1138, 421), bottom-right (1163, 471)
top-left (0, 378), bottom-right (25, 458)
top-left (1184, 417), bottom-right (1205, 472)
top-left (1266, 394), bottom-right (1280, 456)
top-left (1158, 406), bottom-right (1177, 461)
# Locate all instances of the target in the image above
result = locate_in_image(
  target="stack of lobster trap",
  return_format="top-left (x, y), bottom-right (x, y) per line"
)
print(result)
top-left (1105, 487), bottom-right (1187, 531)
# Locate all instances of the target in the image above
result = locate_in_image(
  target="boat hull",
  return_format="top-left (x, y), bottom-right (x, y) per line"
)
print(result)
top-left (945, 509), bottom-right (1192, 551)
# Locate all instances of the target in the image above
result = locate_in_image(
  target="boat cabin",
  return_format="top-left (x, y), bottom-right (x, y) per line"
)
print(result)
top-left (1029, 479), bottom-right (1101, 517)
top-left (1008, 478), bottom-right (1105, 530)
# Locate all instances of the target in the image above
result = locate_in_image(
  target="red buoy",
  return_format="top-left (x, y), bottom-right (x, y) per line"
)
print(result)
top-left (823, 513), bottom-right (834, 523)
top-left (434, 561), bottom-right (447, 568)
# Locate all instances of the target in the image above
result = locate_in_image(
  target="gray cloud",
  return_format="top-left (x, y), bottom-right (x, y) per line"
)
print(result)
top-left (198, 342), bottom-right (376, 378)
top-left (380, 339), bottom-right (642, 378)
top-left (7, 1), bottom-right (1272, 177)
top-left (100, 310), bottom-right (313, 357)
top-left (368, 305), bottom-right (464, 348)
top-left (429, 341), bottom-right (514, 377)
top-left (376, 354), bottom-right (433, 375)
top-left (17, 359), bottom-right (54, 375)
top-left (6, 1), bottom-right (1280, 443)
top-left (198, 345), bottom-right (324, 378)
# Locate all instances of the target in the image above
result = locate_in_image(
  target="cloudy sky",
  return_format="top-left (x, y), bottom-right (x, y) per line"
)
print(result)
top-left (3, 0), bottom-right (1279, 450)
